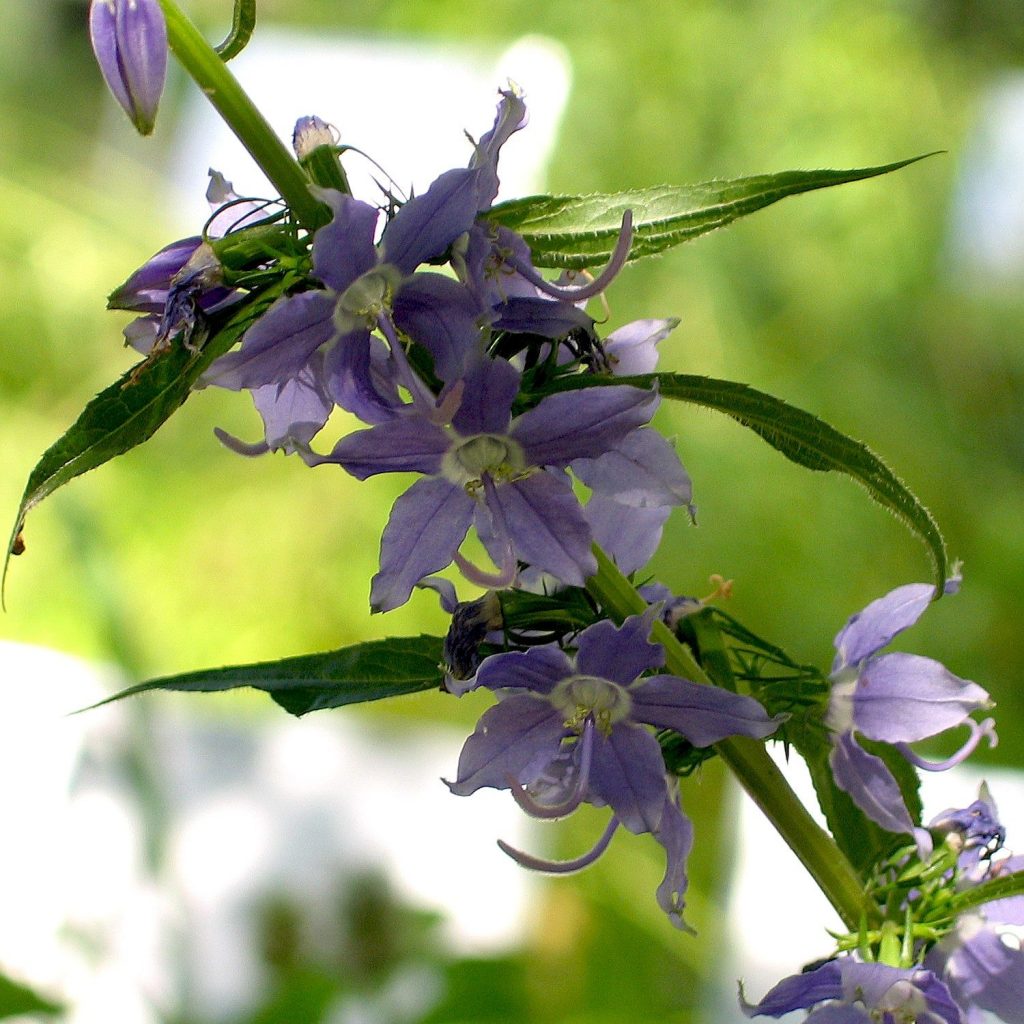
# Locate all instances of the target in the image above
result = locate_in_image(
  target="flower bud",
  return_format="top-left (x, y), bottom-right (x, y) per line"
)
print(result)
top-left (292, 115), bottom-right (337, 161)
top-left (89, 0), bottom-right (168, 136)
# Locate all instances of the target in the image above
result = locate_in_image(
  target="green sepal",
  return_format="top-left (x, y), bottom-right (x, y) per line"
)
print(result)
top-left (84, 635), bottom-right (446, 716)
top-left (485, 155), bottom-right (939, 269)
top-left (214, 0), bottom-right (257, 62)
top-left (4, 286), bottom-right (283, 592)
top-left (536, 371), bottom-right (948, 591)
top-left (300, 146), bottom-right (351, 194)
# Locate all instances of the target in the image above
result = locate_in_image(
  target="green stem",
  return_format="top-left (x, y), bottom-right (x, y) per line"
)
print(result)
top-left (585, 544), bottom-right (876, 930)
top-left (157, 1), bottom-right (328, 231)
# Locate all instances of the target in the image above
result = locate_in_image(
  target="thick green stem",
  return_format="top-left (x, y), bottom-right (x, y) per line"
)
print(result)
top-left (585, 544), bottom-right (876, 930)
top-left (157, 1), bottom-right (329, 230)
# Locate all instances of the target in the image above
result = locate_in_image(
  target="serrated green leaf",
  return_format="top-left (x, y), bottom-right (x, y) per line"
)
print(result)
top-left (536, 371), bottom-right (947, 591)
top-left (4, 290), bottom-right (279, 594)
top-left (87, 635), bottom-right (446, 716)
top-left (485, 155), bottom-right (939, 269)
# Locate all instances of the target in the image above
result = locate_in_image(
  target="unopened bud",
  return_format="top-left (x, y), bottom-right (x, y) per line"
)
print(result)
top-left (89, 0), bottom-right (168, 136)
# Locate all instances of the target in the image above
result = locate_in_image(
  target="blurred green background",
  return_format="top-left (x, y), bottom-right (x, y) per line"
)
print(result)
top-left (2, 0), bottom-right (1023, 1021)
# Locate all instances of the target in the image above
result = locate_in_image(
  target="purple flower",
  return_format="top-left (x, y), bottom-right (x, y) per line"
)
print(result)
top-left (928, 916), bottom-right (1024, 1024)
top-left (204, 90), bottom-right (533, 417)
top-left (930, 783), bottom-right (1006, 878)
top-left (924, 787), bottom-right (1024, 1022)
top-left (311, 356), bottom-right (681, 611)
top-left (89, 0), bottom-right (167, 136)
top-left (741, 958), bottom-right (963, 1023)
top-left (603, 318), bottom-right (680, 376)
top-left (825, 581), bottom-right (995, 854)
top-left (446, 611), bottom-right (784, 927)
top-left (203, 172), bottom-right (484, 420)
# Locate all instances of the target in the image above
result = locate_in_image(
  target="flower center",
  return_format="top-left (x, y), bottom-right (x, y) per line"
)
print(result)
top-left (441, 434), bottom-right (528, 494)
top-left (551, 674), bottom-right (632, 736)
top-left (334, 265), bottom-right (401, 332)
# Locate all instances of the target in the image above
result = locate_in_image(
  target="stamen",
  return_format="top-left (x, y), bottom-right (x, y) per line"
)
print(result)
top-left (506, 723), bottom-right (594, 820)
top-left (897, 717), bottom-right (998, 772)
top-left (497, 815), bottom-right (620, 875)
top-left (700, 573), bottom-right (734, 604)
top-left (505, 210), bottom-right (634, 302)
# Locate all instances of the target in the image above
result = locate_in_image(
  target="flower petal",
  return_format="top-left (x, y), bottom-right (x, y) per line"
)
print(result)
top-left (90, 0), bottom-right (167, 136)
top-left (492, 295), bottom-right (595, 338)
top-left (942, 922), bottom-right (1024, 1022)
top-left (631, 675), bottom-right (784, 745)
top-left (575, 611), bottom-right (664, 686)
top-left (323, 330), bottom-right (403, 425)
top-left (585, 495), bottom-right (670, 575)
top-left (470, 86), bottom-right (528, 209)
top-left (740, 956), bottom-right (844, 1017)
top-left (588, 722), bottom-right (667, 835)
top-left (829, 732), bottom-right (929, 852)
top-left (446, 693), bottom-right (567, 796)
top-left (107, 236), bottom-right (201, 312)
top-left (393, 273), bottom-right (484, 383)
top-left (653, 792), bottom-right (694, 931)
top-left (369, 477), bottom-right (474, 612)
top-left (309, 190), bottom-right (380, 293)
top-left (381, 168), bottom-right (480, 275)
top-left (842, 652), bottom-right (991, 744)
top-left (832, 583), bottom-right (936, 671)
top-left (250, 355), bottom-right (332, 452)
top-left (324, 416), bottom-right (450, 479)
top-left (451, 356), bottom-right (519, 436)
top-left (475, 644), bottom-right (574, 696)
top-left (511, 385), bottom-right (658, 466)
top-left (571, 427), bottom-right (692, 507)
top-left (204, 290), bottom-right (335, 390)
top-left (490, 473), bottom-right (596, 586)
top-left (604, 318), bottom-right (679, 376)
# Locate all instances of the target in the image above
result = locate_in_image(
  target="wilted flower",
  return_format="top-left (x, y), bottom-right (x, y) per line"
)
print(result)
top-left (89, 0), bottom-right (167, 136)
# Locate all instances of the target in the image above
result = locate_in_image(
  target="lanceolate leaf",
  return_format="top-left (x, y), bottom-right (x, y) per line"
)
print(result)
top-left (486, 155), bottom-right (938, 269)
top-left (537, 371), bottom-right (948, 590)
top-left (4, 289), bottom-right (280, 592)
top-left (87, 635), bottom-right (446, 716)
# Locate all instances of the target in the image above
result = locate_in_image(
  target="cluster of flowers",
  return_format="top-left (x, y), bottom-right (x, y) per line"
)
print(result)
top-left (91, 4), bottom-right (1018, 1019)
top-left (744, 784), bottom-right (1024, 1023)
top-left (113, 84), bottom-right (999, 938)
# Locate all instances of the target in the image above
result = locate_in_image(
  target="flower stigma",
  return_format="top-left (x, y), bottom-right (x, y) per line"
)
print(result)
top-left (551, 674), bottom-right (633, 736)
top-left (441, 434), bottom-right (528, 495)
